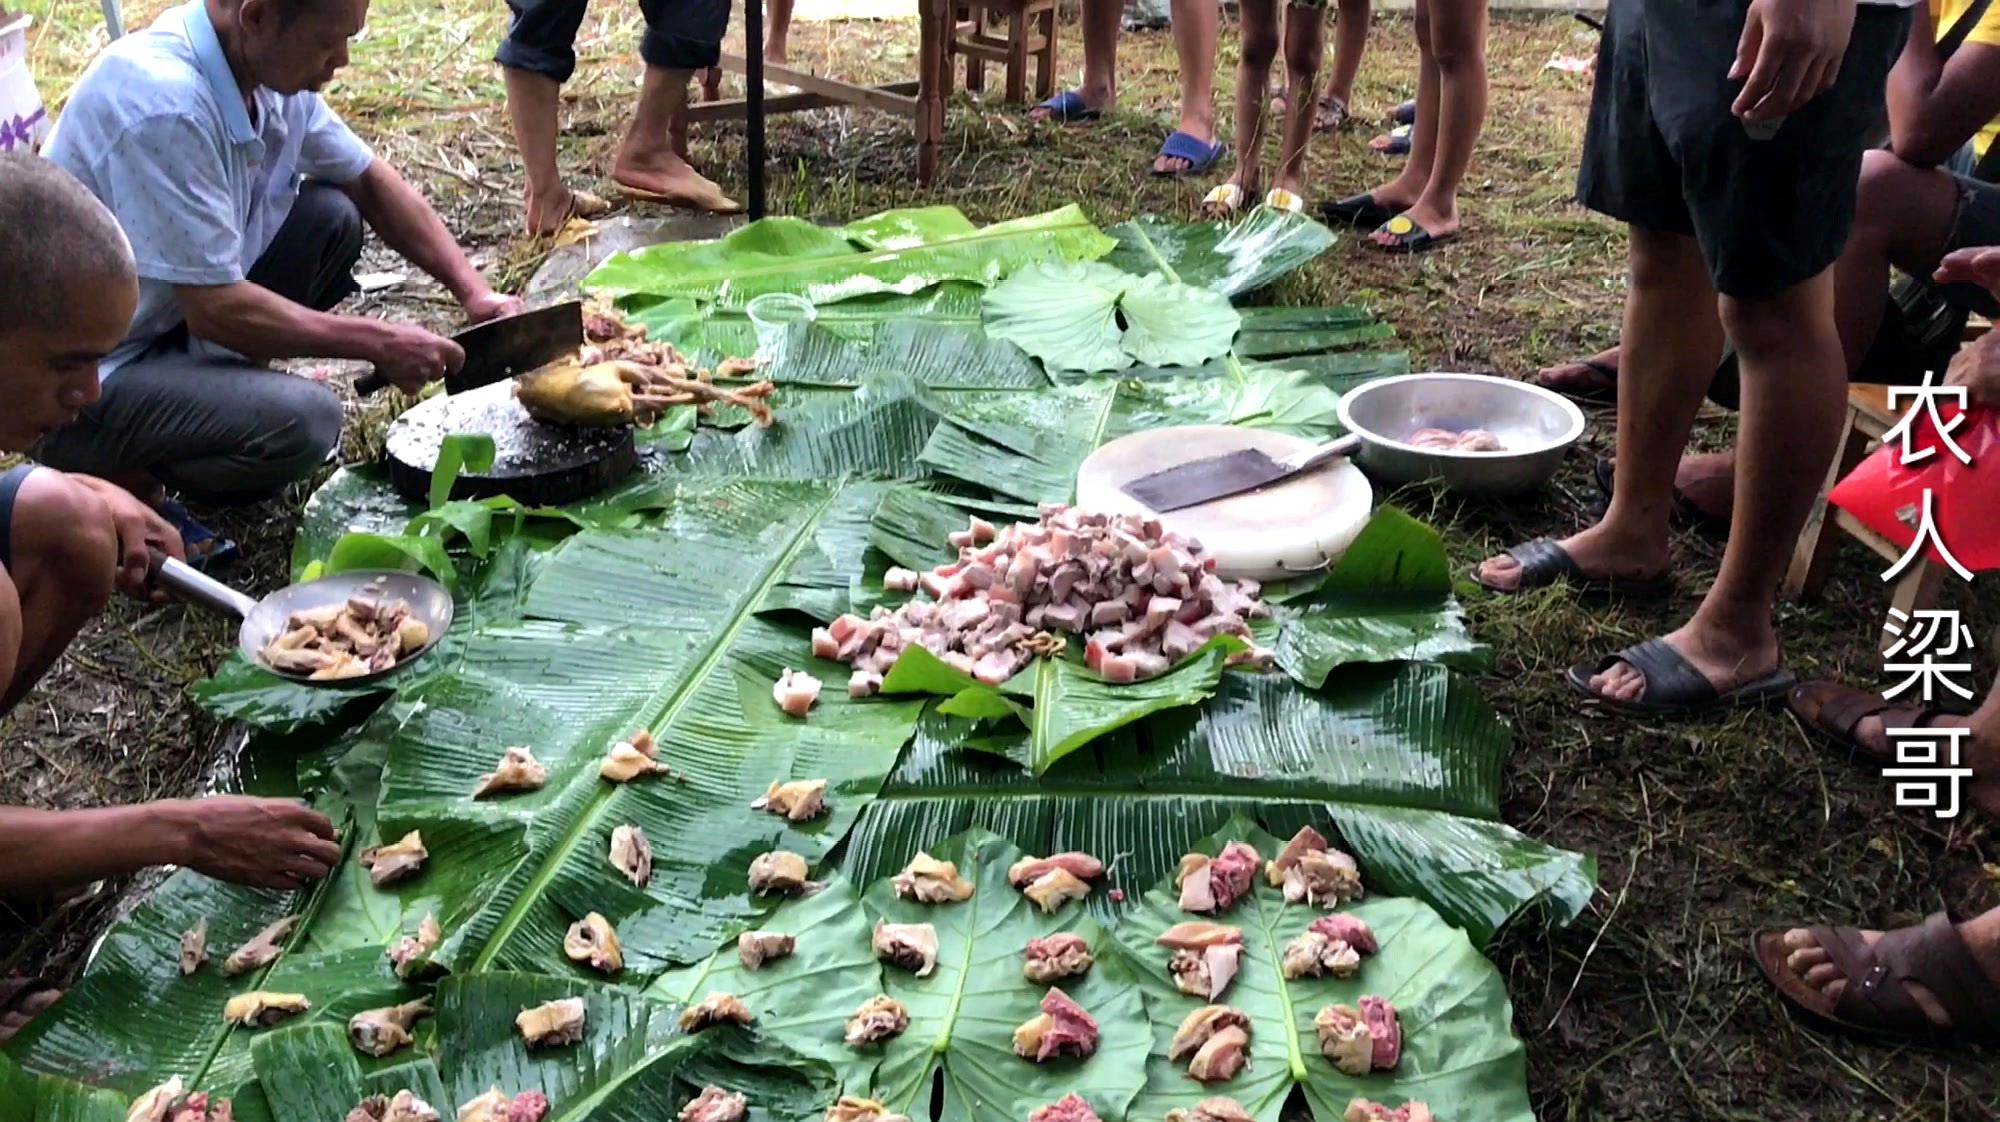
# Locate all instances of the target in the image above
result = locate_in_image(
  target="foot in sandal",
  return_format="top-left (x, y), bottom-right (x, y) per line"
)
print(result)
top-left (1533, 345), bottom-right (1621, 403)
top-left (1368, 199), bottom-right (1460, 252)
top-left (610, 151), bottom-right (742, 215)
top-left (1567, 616), bottom-right (1792, 715)
top-left (1474, 521), bottom-right (1671, 598)
top-left (1757, 909), bottom-right (2000, 1042)
top-left (523, 185), bottom-right (612, 238)
top-left (1786, 681), bottom-right (2000, 817)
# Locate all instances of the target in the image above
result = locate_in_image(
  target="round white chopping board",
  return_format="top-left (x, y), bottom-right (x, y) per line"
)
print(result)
top-left (1075, 425), bottom-right (1374, 582)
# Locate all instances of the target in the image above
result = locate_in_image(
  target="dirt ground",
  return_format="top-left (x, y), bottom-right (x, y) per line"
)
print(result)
top-left (14, 1), bottom-right (2000, 1117)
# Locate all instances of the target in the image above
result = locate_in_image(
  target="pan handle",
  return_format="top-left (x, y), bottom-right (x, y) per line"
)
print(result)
top-left (149, 548), bottom-right (260, 621)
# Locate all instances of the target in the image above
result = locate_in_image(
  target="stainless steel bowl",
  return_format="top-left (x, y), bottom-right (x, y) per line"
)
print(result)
top-left (1336, 372), bottom-right (1587, 496)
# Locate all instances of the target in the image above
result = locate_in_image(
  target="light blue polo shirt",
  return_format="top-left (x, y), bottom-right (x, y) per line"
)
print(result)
top-left (44, 1), bottom-right (375, 376)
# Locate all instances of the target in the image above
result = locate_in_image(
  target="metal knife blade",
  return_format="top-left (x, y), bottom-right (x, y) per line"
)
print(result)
top-left (445, 300), bottom-right (585, 394)
top-left (1120, 434), bottom-right (1362, 512)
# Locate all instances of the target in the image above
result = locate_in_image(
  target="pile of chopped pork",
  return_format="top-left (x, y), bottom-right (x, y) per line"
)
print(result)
top-left (257, 597), bottom-right (428, 679)
top-left (817, 505), bottom-right (1273, 697)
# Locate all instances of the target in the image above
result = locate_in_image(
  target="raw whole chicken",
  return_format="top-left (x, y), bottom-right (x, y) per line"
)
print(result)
top-left (818, 505), bottom-right (1273, 696)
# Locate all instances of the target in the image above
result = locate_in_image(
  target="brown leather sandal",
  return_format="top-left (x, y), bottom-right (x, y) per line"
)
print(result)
top-left (1785, 681), bottom-right (1965, 767)
top-left (1754, 913), bottom-right (2000, 1043)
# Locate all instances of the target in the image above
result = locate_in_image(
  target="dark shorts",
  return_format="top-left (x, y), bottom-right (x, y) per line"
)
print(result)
top-left (0, 464), bottom-right (34, 574)
top-left (496, 0), bottom-right (729, 80)
top-left (1578, 0), bottom-right (1912, 300)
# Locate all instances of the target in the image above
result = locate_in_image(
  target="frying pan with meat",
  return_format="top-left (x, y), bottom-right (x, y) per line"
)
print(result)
top-left (150, 553), bottom-right (454, 685)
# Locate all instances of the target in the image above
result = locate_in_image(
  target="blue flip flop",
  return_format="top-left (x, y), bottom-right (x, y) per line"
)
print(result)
top-left (1030, 90), bottom-right (1102, 123)
top-left (155, 498), bottom-right (240, 572)
top-left (1151, 131), bottom-right (1228, 177)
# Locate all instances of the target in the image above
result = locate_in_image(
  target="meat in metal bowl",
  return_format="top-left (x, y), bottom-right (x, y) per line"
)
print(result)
top-left (1336, 372), bottom-right (1587, 496)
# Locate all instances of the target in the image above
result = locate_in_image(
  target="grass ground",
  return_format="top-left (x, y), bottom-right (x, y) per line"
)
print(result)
top-left (11, 0), bottom-right (2000, 1117)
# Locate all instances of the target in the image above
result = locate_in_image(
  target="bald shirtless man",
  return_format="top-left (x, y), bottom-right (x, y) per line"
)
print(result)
top-left (0, 156), bottom-right (340, 1044)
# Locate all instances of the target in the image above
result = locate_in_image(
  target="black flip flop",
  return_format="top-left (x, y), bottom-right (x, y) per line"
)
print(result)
top-left (1319, 192), bottom-right (1396, 228)
top-left (1533, 358), bottom-right (1618, 405)
top-left (1369, 214), bottom-right (1457, 254)
top-left (1566, 637), bottom-right (1796, 716)
top-left (1472, 537), bottom-right (1673, 602)
top-left (1592, 457), bottom-right (1730, 535)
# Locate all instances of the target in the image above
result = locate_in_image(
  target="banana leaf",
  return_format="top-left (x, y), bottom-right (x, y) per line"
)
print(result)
top-left (0, 1052), bottom-right (127, 1122)
top-left (756, 321), bottom-right (1046, 390)
top-left (586, 206), bottom-right (1115, 311)
top-left (1110, 821), bottom-right (1534, 1122)
top-left (864, 831), bottom-right (1152, 1122)
top-left (432, 973), bottom-right (838, 1121)
top-left (1103, 211), bottom-right (1337, 297)
top-left (840, 665), bottom-right (1595, 946)
top-left (650, 876), bottom-right (884, 1091)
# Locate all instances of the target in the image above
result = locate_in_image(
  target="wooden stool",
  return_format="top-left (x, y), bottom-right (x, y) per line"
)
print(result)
top-left (1784, 383), bottom-right (1951, 654)
top-left (950, 0), bottom-right (1058, 104)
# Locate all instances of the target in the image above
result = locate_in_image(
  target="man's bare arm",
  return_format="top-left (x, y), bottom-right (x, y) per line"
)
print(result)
top-left (173, 279), bottom-right (396, 364)
top-left (1888, 5), bottom-right (2000, 167)
top-left (340, 160), bottom-right (512, 319)
top-left (0, 798), bottom-right (341, 895)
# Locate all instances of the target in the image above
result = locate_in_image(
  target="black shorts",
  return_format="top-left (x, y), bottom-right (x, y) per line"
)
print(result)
top-left (1578, 0), bottom-right (1913, 300)
top-left (0, 464), bottom-right (34, 574)
top-left (496, 0), bottom-right (729, 80)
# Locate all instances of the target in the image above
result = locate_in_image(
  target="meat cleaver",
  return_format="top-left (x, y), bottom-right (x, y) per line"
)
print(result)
top-left (354, 300), bottom-right (584, 396)
top-left (1121, 433), bottom-right (1362, 513)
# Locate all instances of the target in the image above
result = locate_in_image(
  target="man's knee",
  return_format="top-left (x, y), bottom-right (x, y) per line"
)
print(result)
top-left (1241, 23), bottom-right (1280, 68)
top-left (1719, 282), bottom-right (1830, 360)
top-left (267, 379), bottom-right (345, 481)
top-left (300, 184), bottom-right (364, 270)
top-left (10, 471), bottom-right (116, 616)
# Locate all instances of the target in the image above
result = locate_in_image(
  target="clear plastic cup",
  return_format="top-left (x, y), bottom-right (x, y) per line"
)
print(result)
top-left (746, 292), bottom-right (817, 362)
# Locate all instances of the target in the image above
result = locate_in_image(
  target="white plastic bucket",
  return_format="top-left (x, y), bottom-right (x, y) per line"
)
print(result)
top-left (0, 13), bottom-right (50, 154)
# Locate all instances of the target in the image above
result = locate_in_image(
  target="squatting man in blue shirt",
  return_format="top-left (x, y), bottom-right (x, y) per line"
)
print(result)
top-left (37, 0), bottom-right (524, 561)
top-left (0, 155), bottom-right (343, 1045)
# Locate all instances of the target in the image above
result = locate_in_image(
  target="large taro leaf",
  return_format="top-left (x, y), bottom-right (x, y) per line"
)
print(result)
top-left (980, 262), bottom-right (1241, 374)
top-left (1110, 821), bottom-right (1534, 1122)
top-left (1103, 210), bottom-right (1337, 297)
top-left (585, 206), bottom-right (1115, 310)
top-left (625, 285), bottom-right (987, 356)
top-left (650, 876), bottom-right (883, 1091)
top-left (351, 481), bottom-right (924, 982)
top-left (840, 666), bottom-right (1595, 946)
top-left (862, 831), bottom-right (1151, 1122)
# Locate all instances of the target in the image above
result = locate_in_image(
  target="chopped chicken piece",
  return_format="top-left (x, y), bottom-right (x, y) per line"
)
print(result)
top-left (1021, 867), bottom-right (1091, 914)
top-left (388, 914), bottom-right (442, 978)
top-left (1263, 825), bottom-right (1329, 887)
top-left (678, 992), bottom-right (753, 1032)
top-left (1314, 1005), bottom-right (1374, 1075)
top-left (825, 1098), bottom-right (911, 1122)
top-left (344, 1089), bottom-right (441, 1122)
top-left (348, 999), bottom-right (433, 1057)
top-left (1188, 1025), bottom-right (1250, 1083)
top-left (748, 850), bottom-right (814, 895)
top-left (1342, 1100), bottom-right (1434, 1122)
top-left (1027, 1094), bottom-right (1103, 1122)
top-left (609, 824), bottom-right (653, 887)
top-left (1007, 852), bottom-right (1105, 887)
top-left (1167, 1005), bottom-right (1252, 1062)
top-left (752, 778), bottom-right (828, 821)
top-left (1166, 1098), bottom-right (1254, 1122)
top-left (360, 830), bottom-right (429, 888)
top-left (1157, 923), bottom-right (1245, 998)
top-left (1155, 922), bottom-right (1245, 950)
top-left (842, 995), bottom-right (910, 1047)
top-left (678, 1086), bottom-right (748, 1122)
top-left (892, 852), bottom-right (974, 903)
top-left (772, 668), bottom-right (823, 717)
top-left (259, 597), bottom-right (424, 675)
top-left (600, 738), bottom-right (673, 782)
top-left (1012, 986), bottom-right (1099, 1062)
top-left (1281, 929), bottom-right (1361, 980)
top-left (872, 921), bottom-right (940, 977)
top-left (1309, 914), bottom-right (1379, 955)
top-left (222, 915), bottom-right (299, 977)
top-left (222, 991), bottom-right (310, 1029)
top-left (129, 1078), bottom-right (235, 1122)
top-left (455, 1089), bottom-right (549, 1122)
top-left (564, 913), bottom-right (624, 975)
top-left (1022, 932), bottom-right (1093, 983)
top-left (1359, 996), bottom-right (1401, 1070)
top-left (473, 747), bottom-right (548, 798)
top-left (736, 930), bottom-right (796, 970)
top-left (1178, 842), bottom-right (1259, 913)
top-left (516, 997), bottom-right (587, 1048)
top-left (179, 919), bottom-right (208, 976)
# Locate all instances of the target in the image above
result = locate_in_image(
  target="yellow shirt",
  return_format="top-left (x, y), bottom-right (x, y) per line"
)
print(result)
top-left (1934, 0), bottom-right (2000, 158)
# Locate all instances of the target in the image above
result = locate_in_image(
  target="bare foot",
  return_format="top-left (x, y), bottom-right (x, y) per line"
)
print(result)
top-left (1586, 617), bottom-right (1779, 703)
top-left (1153, 112), bottom-right (1219, 175)
top-left (1029, 82), bottom-right (1114, 123)
top-left (523, 185), bottom-right (611, 238)
top-left (1673, 450), bottom-right (1735, 523)
top-left (1533, 347), bottom-right (1620, 395)
top-left (612, 151), bottom-right (742, 214)
top-left (1775, 912), bottom-right (2000, 1027)
top-left (1473, 521), bottom-right (1670, 592)
top-left (1369, 199), bottom-right (1459, 247)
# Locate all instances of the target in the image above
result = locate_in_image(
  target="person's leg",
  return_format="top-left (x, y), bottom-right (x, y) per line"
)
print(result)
top-left (1357, 0), bottom-right (1436, 208)
top-left (1153, 0), bottom-right (1222, 173)
top-left (0, 468), bottom-right (116, 713)
top-left (1029, 0), bottom-right (1121, 119)
top-left (1478, 228), bottom-right (1719, 590)
top-left (246, 183), bottom-right (363, 312)
top-left (495, 0), bottom-right (592, 235)
top-left (1219, 0), bottom-right (1281, 203)
top-left (765, 0), bottom-right (795, 63)
top-left (33, 354), bottom-right (344, 507)
top-left (1834, 150), bottom-right (1965, 371)
top-left (1318, 0), bottom-right (1369, 123)
top-left (616, 0), bottom-right (740, 213)
top-left (1271, 5), bottom-right (1326, 198)
top-left (1368, 0), bottom-right (1483, 243)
